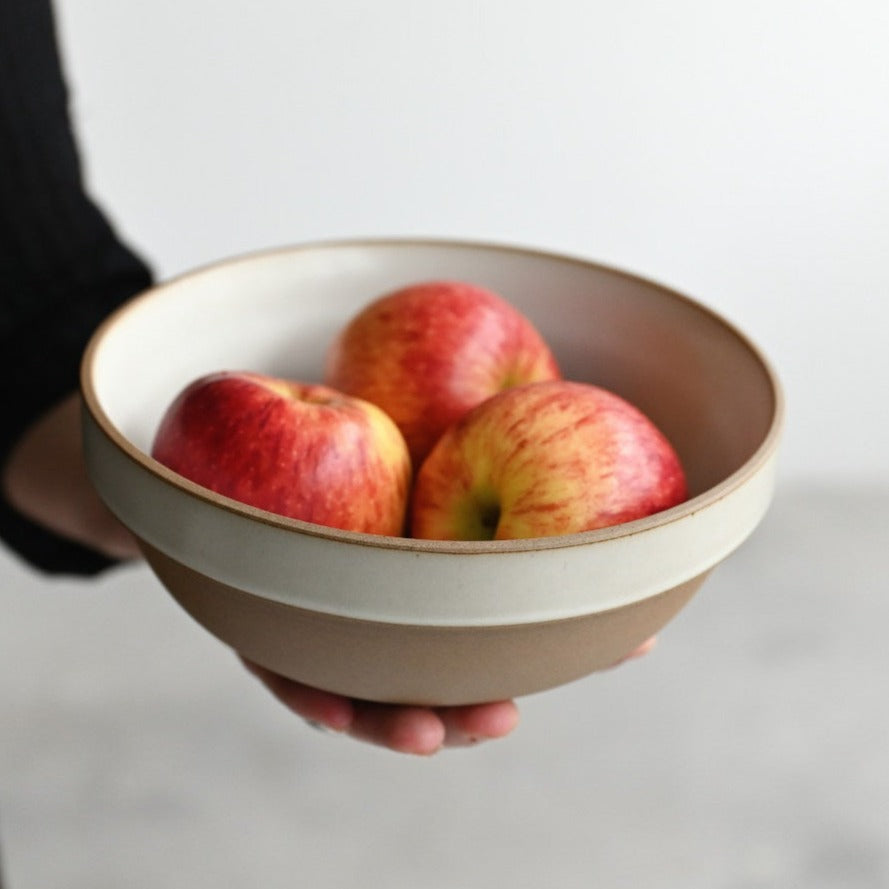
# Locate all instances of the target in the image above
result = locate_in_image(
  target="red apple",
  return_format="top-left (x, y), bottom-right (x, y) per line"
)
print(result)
top-left (324, 280), bottom-right (561, 466)
top-left (151, 371), bottom-right (411, 535)
top-left (410, 380), bottom-right (687, 540)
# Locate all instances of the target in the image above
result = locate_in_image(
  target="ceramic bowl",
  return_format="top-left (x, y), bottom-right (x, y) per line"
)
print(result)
top-left (81, 239), bottom-right (783, 705)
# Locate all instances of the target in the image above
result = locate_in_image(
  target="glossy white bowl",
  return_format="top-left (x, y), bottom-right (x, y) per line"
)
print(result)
top-left (81, 239), bottom-right (783, 705)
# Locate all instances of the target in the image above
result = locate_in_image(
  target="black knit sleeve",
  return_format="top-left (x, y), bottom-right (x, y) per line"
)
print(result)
top-left (0, 0), bottom-right (153, 574)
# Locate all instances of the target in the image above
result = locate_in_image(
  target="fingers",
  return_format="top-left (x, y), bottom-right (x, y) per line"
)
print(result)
top-left (347, 699), bottom-right (521, 754)
top-left (242, 636), bottom-right (654, 756)
top-left (240, 657), bottom-right (520, 755)
top-left (239, 658), bottom-right (354, 731)
top-left (438, 700), bottom-right (520, 747)
top-left (612, 635), bottom-right (657, 666)
top-left (348, 703), bottom-right (447, 755)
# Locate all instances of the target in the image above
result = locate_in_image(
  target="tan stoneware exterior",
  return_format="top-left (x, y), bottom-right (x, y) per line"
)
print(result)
top-left (80, 239), bottom-right (783, 705)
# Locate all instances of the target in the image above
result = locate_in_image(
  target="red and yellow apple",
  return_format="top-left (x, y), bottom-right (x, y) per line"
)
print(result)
top-left (410, 380), bottom-right (687, 541)
top-left (324, 280), bottom-right (561, 466)
top-left (151, 371), bottom-right (411, 535)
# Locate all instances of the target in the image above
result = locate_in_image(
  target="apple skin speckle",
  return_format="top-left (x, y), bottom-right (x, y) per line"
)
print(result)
top-left (325, 281), bottom-right (560, 467)
top-left (410, 380), bottom-right (688, 541)
top-left (151, 371), bottom-right (412, 536)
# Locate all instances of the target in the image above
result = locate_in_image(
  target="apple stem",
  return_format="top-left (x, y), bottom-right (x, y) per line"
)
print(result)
top-left (479, 502), bottom-right (500, 537)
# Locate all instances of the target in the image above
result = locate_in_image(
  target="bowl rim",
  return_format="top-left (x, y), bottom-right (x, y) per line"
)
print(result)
top-left (80, 236), bottom-right (785, 555)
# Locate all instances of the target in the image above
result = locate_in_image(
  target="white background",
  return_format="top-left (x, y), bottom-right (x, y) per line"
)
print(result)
top-left (57, 0), bottom-right (889, 485)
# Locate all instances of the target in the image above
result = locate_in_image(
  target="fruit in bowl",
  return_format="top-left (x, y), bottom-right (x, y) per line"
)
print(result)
top-left (151, 371), bottom-right (411, 536)
top-left (411, 380), bottom-right (688, 541)
top-left (80, 239), bottom-right (783, 706)
top-left (325, 280), bottom-right (561, 465)
top-left (148, 283), bottom-right (686, 544)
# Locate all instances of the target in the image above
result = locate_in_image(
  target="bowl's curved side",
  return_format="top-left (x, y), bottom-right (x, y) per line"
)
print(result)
top-left (140, 540), bottom-right (708, 706)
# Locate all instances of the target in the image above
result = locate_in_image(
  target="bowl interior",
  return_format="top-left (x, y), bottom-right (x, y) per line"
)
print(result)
top-left (89, 239), bottom-right (777, 504)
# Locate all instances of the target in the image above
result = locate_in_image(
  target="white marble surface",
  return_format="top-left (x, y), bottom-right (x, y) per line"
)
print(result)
top-left (1, 480), bottom-right (887, 888)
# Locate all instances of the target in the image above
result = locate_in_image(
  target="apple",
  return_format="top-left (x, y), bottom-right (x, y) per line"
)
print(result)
top-left (324, 280), bottom-right (561, 466)
top-left (151, 371), bottom-right (412, 535)
top-left (410, 380), bottom-right (687, 540)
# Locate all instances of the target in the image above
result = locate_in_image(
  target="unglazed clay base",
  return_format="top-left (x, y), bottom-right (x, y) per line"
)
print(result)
top-left (142, 541), bottom-right (707, 705)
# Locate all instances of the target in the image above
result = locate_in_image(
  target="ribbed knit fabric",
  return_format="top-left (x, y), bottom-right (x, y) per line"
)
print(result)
top-left (0, 0), bottom-right (153, 574)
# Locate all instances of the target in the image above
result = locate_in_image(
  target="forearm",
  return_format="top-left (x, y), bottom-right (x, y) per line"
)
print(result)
top-left (2, 393), bottom-right (140, 563)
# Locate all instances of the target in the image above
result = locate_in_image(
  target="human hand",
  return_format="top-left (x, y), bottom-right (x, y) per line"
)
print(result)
top-left (241, 637), bottom-right (656, 755)
top-left (241, 658), bottom-right (520, 754)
